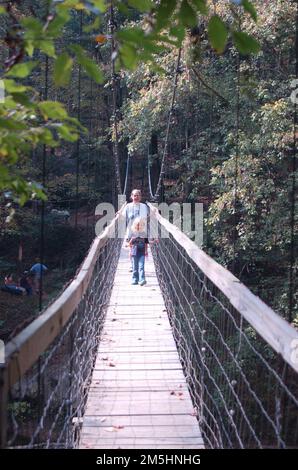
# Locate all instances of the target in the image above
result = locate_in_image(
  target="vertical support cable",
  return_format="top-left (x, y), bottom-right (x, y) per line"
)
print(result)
top-left (86, 77), bottom-right (93, 244)
top-left (39, 54), bottom-right (49, 312)
top-left (154, 48), bottom-right (182, 201)
top-left (205, 92), bottom-right (214, 249)
top-left (232, 53), bottom-right (240, 276)
top-left (289, 0), bottom-right (297, 323)
top-left (109, 3), bottom-right (122, 196)
top-left (75, 10), bottom-right (83, 230)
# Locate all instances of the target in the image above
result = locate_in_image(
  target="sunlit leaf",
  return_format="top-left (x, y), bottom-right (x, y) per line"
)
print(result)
top-left (56, 124), bottom-right (79, 142)
top-left (39, 101), bottom-right (68, 120)
top-left (39, 40), bottom-right (56, 58)
top-left (3, 80), bottom-right (29, 93)
top-left (21, 17), bottom-right (43, 37)
top-left (90, 0), bottom-right (107, 12)
top-left (6, 62), bottom-right (38, 79)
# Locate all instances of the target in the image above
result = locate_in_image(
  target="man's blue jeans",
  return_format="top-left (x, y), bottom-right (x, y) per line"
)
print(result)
top-left (132, 255), bottom-right (145, 284)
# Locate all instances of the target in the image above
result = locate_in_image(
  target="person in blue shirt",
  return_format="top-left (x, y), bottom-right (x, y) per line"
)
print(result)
top-left (30, 261), bottom-right (48, 294)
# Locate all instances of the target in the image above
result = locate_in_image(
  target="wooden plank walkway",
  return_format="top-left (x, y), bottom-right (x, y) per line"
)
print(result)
top-left (79, 245), bottom-right (205, 449)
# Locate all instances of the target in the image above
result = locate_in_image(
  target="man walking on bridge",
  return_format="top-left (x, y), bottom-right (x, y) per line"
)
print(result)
top-left (124, 189), bottom-right (149, 276)
top-left (125, 189), bottom-right (149, 239)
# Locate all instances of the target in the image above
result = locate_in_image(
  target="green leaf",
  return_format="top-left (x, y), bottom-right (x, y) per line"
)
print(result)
top-left (191, 0), bottom-right (208, 15)
top-left (10, 93), bottom-right (33, 107)
top-left (208, 15), bottom-right (228, 54)
top-left (39, 40), bottom-right (56, 58)
top-left (154, 34), bottom-right (180, 46)
top-left (117, 3), bottom-right (130, 15)
top-left (0, 118), bottom-right (27, 131)
top-left (156, 0), bottom-right (177, 30)
top-left (119, 44), bottom-right (138, 70)
top-left (65, 116), bottom-right (87, 132)
top-left (0, 6), bottom-right (6, 14)
top-left (38, 128), bottom-right (55, 145)
top-left (3, 79), bottom-right (29, 93)
top-left (117, 28), bottom-right (145, 44)
top-left (39, 101), bottom-right (68, 120)
top-left (169, 25), bottom-right (185, 43)
top-left (90, 0), bottom-right (107, 12)
top-left (71, 45), bottom-right (103, 83)
top-left (56, 124), bottom-right (79, 142)
top-left (180, 0), bottom-right (197, 27)
top-left (232, 31), bottom-right (260, 55)
top-left (56, 0), bottom-right (81, 8)
top-left (127, 0), bottom-right (152, 12)
top-left (25, 41), bottom-right (35, 57)
top-left (47, 13), bottom-right (70, 37)
top-left (83, 16), bottom-right (101, 33)
top-left (54, 53), bottom-right (73, 87)
top-left (6, 61), bottom-right (38, 79)
top-left (241, 0), bottom-right (257, 22)
top-left (21, 17), bottom-right (43, 37)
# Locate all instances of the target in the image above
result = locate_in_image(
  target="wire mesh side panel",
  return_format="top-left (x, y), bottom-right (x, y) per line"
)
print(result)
top-left (151, 218), bottom-right (298, 449)
top-left (6, 237), bottom-right (122, 449)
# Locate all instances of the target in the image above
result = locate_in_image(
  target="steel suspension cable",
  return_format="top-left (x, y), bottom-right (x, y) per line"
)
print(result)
top-left (39, 54), bottom-right (49, 312)
top-left (75, 10), bottom-right (83, 230)
top-left (122, 152), bottom-right (131, 196)
top-left (147, 143), bottom-right (154, 200)
top-left (150, 47), bottom-right (182, 201)
top-left (109, 3), bottom-right (122, 195)
top-left (232, 53), bottom-right (240, 276)
top-left (289, 0), bottom-right (298, 323)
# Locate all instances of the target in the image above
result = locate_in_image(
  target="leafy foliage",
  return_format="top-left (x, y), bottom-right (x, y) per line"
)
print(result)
top-left (0, 0), bottom-right (259, 203)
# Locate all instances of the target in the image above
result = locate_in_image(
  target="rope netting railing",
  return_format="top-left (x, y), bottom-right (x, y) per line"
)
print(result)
top-left (0, 211), bottom-right (123, 449)
top-left (148, 204), bottom-right (298, 449)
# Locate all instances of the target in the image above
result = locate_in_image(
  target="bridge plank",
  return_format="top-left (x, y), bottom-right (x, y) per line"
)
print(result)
top-left (80, 246), bottom-right (204, 449)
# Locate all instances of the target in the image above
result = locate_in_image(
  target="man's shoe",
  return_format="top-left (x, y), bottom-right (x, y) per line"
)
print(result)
top-left (139, 280), bottom-right (147, 286)
top-left (131, 281), bottom-right (138, 285)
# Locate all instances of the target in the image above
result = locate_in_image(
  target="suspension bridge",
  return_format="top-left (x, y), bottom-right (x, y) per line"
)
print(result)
top-left (1, 2), bottom-right (297, 449)
top-left (0, 202), bottom-right (297, 449)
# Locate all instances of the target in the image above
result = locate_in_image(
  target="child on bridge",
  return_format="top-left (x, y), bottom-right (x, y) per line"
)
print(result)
top-left (127, 217), bottom-right (149, 286)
